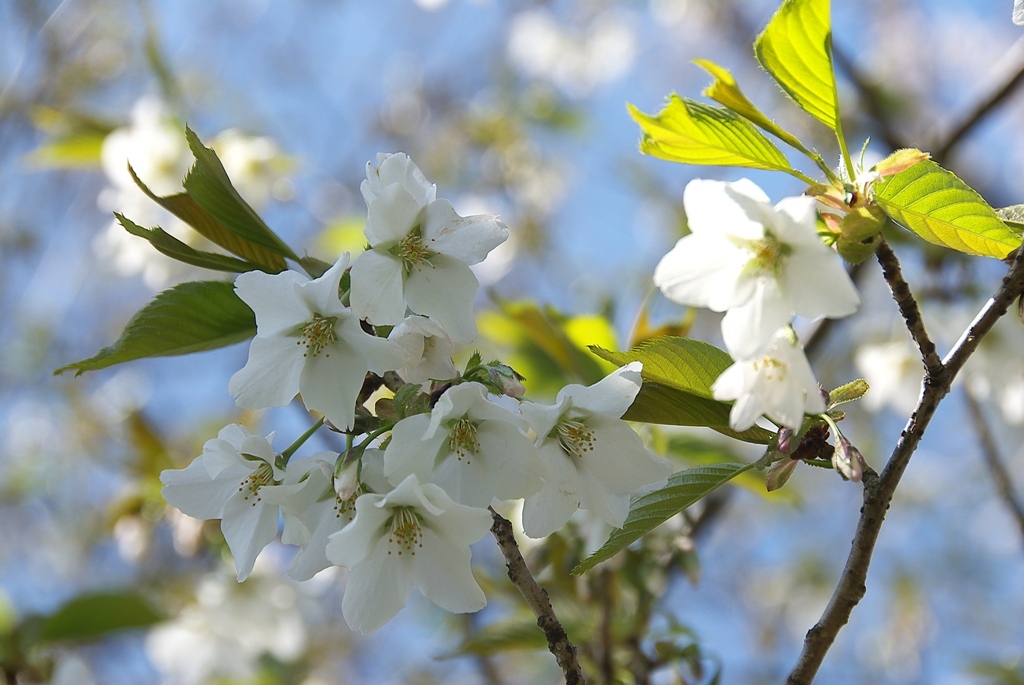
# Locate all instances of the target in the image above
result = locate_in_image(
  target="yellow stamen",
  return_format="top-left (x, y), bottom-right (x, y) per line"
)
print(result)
top-left (238, 462), bottom-right (276, 507)
top-left (556, 418), bottom-right (596, 459)
top-left (448, 418), bottom-right (480, 464)
top-left (397, 230), bottom-right (434, 271)
top-left (296, 314), bottom-right (337, 358)
top-left (386, 507), bottom-right (423, 556)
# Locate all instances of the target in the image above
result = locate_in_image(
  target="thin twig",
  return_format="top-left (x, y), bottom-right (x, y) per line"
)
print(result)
top-left (874, 238), bottom-right (945, 381)
top-left (786, 246), bottom-right (1024, 684)
top-left (488, 508), bottom-right (586, 685)
top-left (963, 386), bottom-right (1024, 545)
top-left (929, 36), bottom-right (1024, 162)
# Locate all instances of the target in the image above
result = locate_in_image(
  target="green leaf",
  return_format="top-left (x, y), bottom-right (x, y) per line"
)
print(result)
top-left (35, 592), bottom-right (163, 643)
top-left (693, 59), bottom-right (810, 154)
top-left (25, 131), bottom-right (106, 169)
top-left (55, 280), bottom-right (256, 376)
top-left (592, 338), bottom-right (774, 443)
top-left (181, 126), bottom-right (298, 262)
top-left (874, 160), bottom-right (1022, 259)
top-left (625, 382), bottom-right (774, 444)
top-left (754, 0), bottom-right (839, 131)
top-left (592, 338), bottom-right (732, 400)
top-left (573, 463), bottom-right (754, 574)
top-left (628, 96), bottom-right (792, 172)
top-left (130, 164), bottom-right (288, 273)
top-left (827, 379), bottom-right (869, 407)
top-left (115, 213), bottom-right (257, 273)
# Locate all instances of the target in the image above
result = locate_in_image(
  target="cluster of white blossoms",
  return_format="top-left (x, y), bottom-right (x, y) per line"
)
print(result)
top-left (654, 179), bottom-right (861, 431)
top-left (161, 153), bottom-right (671, 634)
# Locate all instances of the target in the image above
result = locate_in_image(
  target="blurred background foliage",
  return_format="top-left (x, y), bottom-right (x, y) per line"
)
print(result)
top-left (3, 0), bottom-right (1024, 683)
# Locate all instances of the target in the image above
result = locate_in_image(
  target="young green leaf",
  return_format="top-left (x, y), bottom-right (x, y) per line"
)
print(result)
top-left (996, 205), bottom-right (1024, 235)
top-left (181, 126), bottom-right (299, 262)
top-left (754, 0), bottom-right (839, 132)
top-left (624, 383), bottom-right (774, 444)
top-left (55, 280), bottom-right (256, 376)
top-left (572, 462), bottom-right (754, 574)
top-left (628, 96), bottom-right (792, 172)
top-left (873, 160), bottom-right (1022, 259)
top-left (130, 163), bottom-right (288, 273)
top-left (693, 59), bottom-right (811, 154)
top-left (593, 338), bottom-right (774, 443)
top-left (115, 213), bottom-right (257, 273)
top-left (34, 592), bottom-right (164, 643)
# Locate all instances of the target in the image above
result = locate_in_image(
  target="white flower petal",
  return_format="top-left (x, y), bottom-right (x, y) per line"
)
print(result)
top-left (229, 336), bottom-right (304, 409)
top-left (297, 343), bottom-right (369, 430)
top-left (234, 269), bottom-right (310, 337)
top-left (782, 249), bottom-right (861, 319)
top-left (579, 416), bottom-right (670, 492)
top-left (383, 414), bottom-right (441, 485)
top-left (413, 527), bottom-right (486, 614)
top-left (576, 468), bottom-right (631, 529)
top-left (405, 254), bottom-right (479, 343)
top-left (325, 493), bottom-right (391, 568)
top-left (684, 178), bottom-right (766, 239)
top-left (365, 181), bottom-right (425, 246)
top-left (160, 458), bottom-right (235, 520)
top-left (341, 536), bottom-right (413, 634)
top-left (522, 443), bottom-right (581, 538)
top-left (557, 362), bottom-right (643, 418)
top-left (296, 253), bottom-right (350, 316)
top-left (349, 249), bottom-right (407, 326)
top-left (721, 284), bottom-right (792, 360)
top-left (654, 233), bottom-right (750, 311)
top-left (221, 493), bottom-right (280, 581)
top-left (421, 199), bottom-right (509, 265)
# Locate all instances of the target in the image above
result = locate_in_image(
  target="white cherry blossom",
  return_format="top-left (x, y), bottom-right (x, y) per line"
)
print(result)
top-left (388, 315), bottom-right (458, 387)
top-left (384, 382), bottom-right (546, 507)
top-left (262, 450), bottom-right (390, 582)
top-left (350, 153), bottom-right (509, 343)
top-left (520, 363), bottom-right (672, 538)
top-left (654, 178), bottom-right (860, 359)
top-left (160, 424), bottom-right (283, 581)
top-left (228, 253), bottom-right (402, 430)
top-left (325, 474), bottom-right (492, 634)
top-left (712, 328), bottom-right (826, 431)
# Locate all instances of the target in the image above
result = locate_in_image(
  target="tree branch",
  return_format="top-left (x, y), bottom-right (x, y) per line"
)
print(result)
top-left (787, 246), bottom-right (1024, 684)
top-left (874, 238), bottom-right (945, 381)
top-left (963, 385), bottom-right (1024, 546)
top-left (488, 508), bottom-right (586, 684)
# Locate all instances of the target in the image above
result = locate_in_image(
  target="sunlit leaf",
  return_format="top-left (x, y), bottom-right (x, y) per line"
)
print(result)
top-left (55, 280), bottom-right (255, 376)
top-left (754, 0), bottom-right (839, 131)
top-left (694, 59), bottom-right (810, 153)
top-left (874, 160), bottom-right (1021, 259)
top-left (115, 213), bottom-right (257, 273)
top-left (573, 462), bottom-right (754, 574)
top-left (34, 592), bottom-right (164, 643)
top-left (25, 131), bottom-right (106, 169)
top-left (628, 96), bottom-right (792, 172)
top-left (593, 338), bottom-right (774, 443)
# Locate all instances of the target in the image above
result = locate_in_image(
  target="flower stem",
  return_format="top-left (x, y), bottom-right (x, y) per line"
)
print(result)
top-left (280, 416), bottom-right (326, 464)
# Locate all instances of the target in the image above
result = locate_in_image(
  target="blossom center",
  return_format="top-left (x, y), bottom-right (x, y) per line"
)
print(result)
top-left (448, 418), bottom-right (480, 464)
top-left (238, 461), bottom-right (276, 506)
top-left (397, 229), bottom-right (434, 272)
top-left (741, 231), bottom-right (792, 276)
top-left (297, 314), bottom-right (337, 358)
top-left (386, 506), bottom-right (424, 556)
top-left (556, 418), bottom-right (596, 459)
top-left (753, 356), bottom-right (788, 382)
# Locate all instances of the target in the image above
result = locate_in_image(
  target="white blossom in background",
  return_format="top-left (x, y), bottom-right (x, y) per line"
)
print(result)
top-left (210, 128), bottom-right (294, 204)
top-left (160, 424), bottom-right (283, 581)
top-left (654, 178), bottom-right (860, 360)
top-left (46, 656), bottom-right (97, 685)
top-left (854, 338), bottom-right (922, 416)
top-left (520, 362), bottom-right (672, 538)
top-left (507, 8), bottom-right (636, 97)
top-left (325, 474), bottom-right (492, 634)
top-left (228, 253), bottom-right (402, 430)
top-left (146, 571), bottom-right (307, 685)
top-left (388, 315), bottom-right (458, 387)
top-left (711, 328), bottom-right (825, 431)
top-left (384, 382), bottom-right (546, 507)
top-left (349, 153), bottom-right (509, 343)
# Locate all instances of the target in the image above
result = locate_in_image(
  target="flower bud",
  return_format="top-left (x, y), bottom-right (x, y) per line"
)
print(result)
top-left (766, 457), bottom-right (799, 492)
top-left (334, 457), bottom-right (360, 501)
top-left (776, 427), bottom-right (795, 454)
top-left (487, 364), bottom-right (527, 398)
top-left (832, 434), bottom-right (867, 483)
